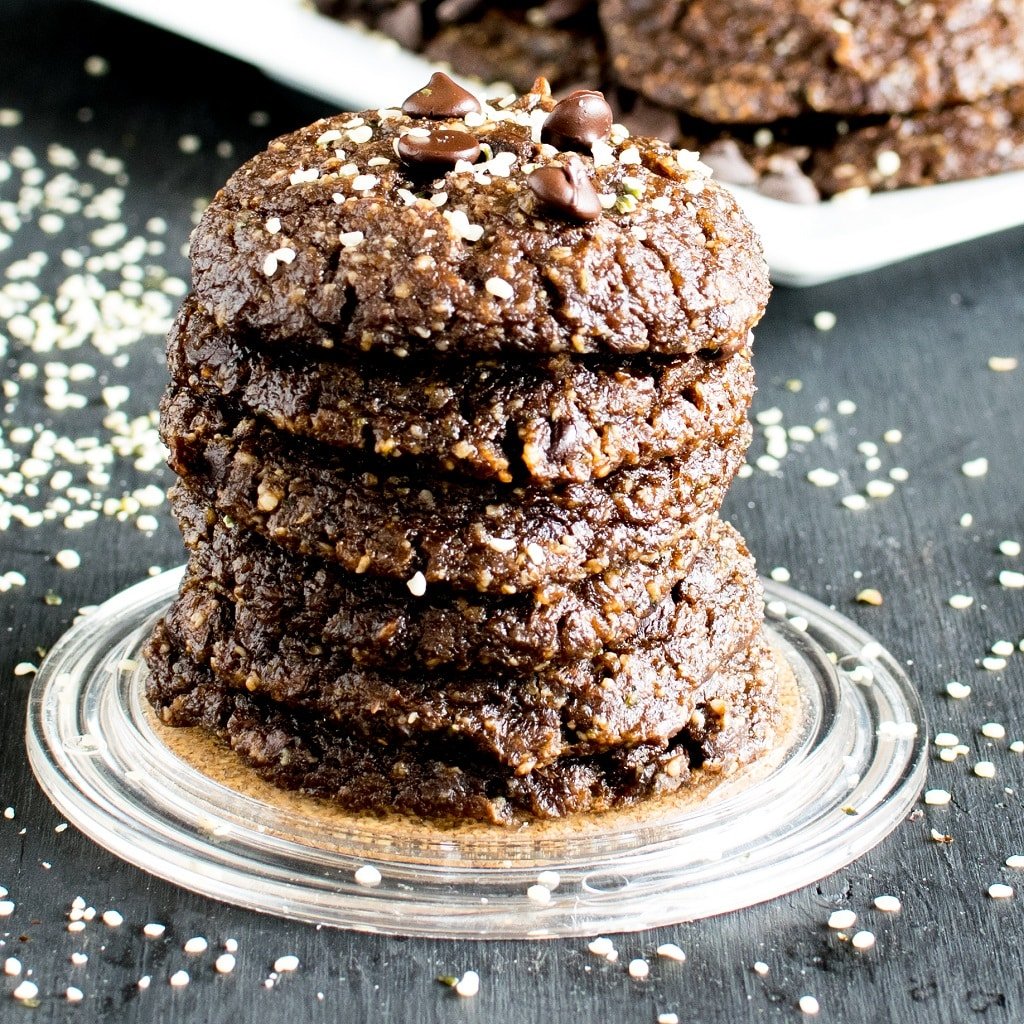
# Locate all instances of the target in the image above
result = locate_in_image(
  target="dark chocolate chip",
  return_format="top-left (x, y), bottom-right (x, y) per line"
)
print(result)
top-left (397, 129), bottom-right (481, 170)
top-left (402, 72), bottom-right (481, 119)
top-left (541, 90), bottom-right (613, 151)
top-left (701, 139), bottom-right (759, 187)
top-left (527, 156), bottom-right (601, 222)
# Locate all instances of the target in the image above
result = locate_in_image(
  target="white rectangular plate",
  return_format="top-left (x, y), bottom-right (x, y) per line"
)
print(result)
top-left (91, 0), bottom-right (1024, 285)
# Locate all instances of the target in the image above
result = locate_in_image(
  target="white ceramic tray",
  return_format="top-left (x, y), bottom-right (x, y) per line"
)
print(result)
top-left (90, 0), bottom-right (1024, 284)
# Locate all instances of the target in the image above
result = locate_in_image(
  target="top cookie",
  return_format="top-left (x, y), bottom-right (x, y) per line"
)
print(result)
top-left (600, 0), bottom-right (1024, 122)
top-left (190, 77), bottom-right (769, 358)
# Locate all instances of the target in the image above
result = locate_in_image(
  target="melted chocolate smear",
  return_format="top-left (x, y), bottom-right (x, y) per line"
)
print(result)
top-left (402, 72), bottom-right (481, 119)
top-left (397, 129), bottom-right (481, 170)
top-left (541, 90), bottom-right (613, 151)
top-left (527, 156), bottom-right (601, 222)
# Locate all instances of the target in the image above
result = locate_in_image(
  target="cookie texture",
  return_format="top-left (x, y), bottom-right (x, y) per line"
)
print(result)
top-left (600, 0), bottom-right (1024, 122)
top-left (170, 491), bottom-right (716, 671)
top-left (169, 297), bottom-right (755, 487)
top-left (146, 629), bottom-right (780, 824)
top-left (189, 85), bottom-right (769, 358)
top-left (160, 387), bottom-right (750, 593)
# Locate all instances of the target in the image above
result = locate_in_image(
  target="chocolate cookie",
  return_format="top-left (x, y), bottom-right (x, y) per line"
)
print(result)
top-left (600, 0), bottom-right (1024, 123)
top-left (145, 632), bottom-right (780, 824)
top-left (313, 1), bottom-right (601, 94)
top-left (169, 297), bottom-right (755, 487)
top-left (189, 81), bottom-right (769, 358)
top-left (150, 517), bottom-right (763, 771)
top-left (170, 491), bottom-right (715, 671)
top-left (160, 388), bottom-right (750, 593)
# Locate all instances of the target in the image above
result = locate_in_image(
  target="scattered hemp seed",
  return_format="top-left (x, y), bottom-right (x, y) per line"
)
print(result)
top-left (526, 884), bottom-right (552, 905)
top-left (354, 864), bottom-right (382, 887)
top-left (454, 970), bottom-right (480, 997)
top-left (169, 970), bottom-right (190, 988)
top-left (856, 588), bottom-right (883, 606)
top-left (982, 723), bottom-right (1007, 739)
top-left (874, 894), bottom-right (901, 912)
top-left (998, 570), bottom-right (1024, 589)
top-left (828, 909), bottom-right (856, 929)
top-left (656, 943), bottom-right (686, 962)
top-left (851, 930), bottom-right (876, 951)
top-left (628, 958), bottom-right (650, 979)
top-left (813, 310), bottom-right (836, 331)
top-left (948, 594), bottom-right (974, 610)
top-left (924, 789), bottom-right (952, 806)
top-left (988, 883), bottom-right (1014, 899)
top-left (807, 468), bottom-right (840, 488)
top-left (988, 356), bottom-right (1018, 372)
top-left (798, 995), bottom-right (821, 1015)
top-left (273, 955), bottom-right (299, 973)
top-left (12, 980), bottom-right (39, 1001)
top-left (484, 277), bottom-right (514, 300)
top-left (961, 457), bottom-right (989, 478)
top-left (55, 548), bottom-right (81, 569)
top-left (974, 762), bottom-right (996, 779)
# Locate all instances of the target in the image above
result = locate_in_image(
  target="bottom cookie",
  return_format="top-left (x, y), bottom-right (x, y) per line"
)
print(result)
top-left (145, 633), bottom-right (781, 826)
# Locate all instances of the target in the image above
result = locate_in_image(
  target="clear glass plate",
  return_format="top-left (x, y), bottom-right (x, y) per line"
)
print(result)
top-left (26, 569), bottom-right (927, 939)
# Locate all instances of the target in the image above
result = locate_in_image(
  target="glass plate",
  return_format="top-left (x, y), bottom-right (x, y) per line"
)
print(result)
top-left (26, 570), bottom-right (927, 939)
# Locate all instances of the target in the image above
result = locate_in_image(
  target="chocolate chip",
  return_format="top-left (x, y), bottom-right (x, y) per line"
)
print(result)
top-left (700, 139), bottom-right (759, 187)
top-left (397, 129), bottom-right (481, 170)
top-left (541, 90), bottom-right (613, 151)
top-left (402, 72), bottom-right (481, 119)
top-left (527, 157), bottom-right (601, 222)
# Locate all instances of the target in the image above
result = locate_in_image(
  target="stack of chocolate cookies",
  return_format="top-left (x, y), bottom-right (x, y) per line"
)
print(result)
top-left (144, 75), bottom-right (780, 825)
top-left (314, 0), bottom-right (1024, 200)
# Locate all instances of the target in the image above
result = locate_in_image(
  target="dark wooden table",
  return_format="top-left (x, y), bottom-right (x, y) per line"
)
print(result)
top-left (2, 1), bottom-right (1023, 1020)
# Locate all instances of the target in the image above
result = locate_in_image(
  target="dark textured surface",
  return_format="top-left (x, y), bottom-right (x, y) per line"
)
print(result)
top-left (601, 0), bottom-right (1024, 121)
top-left (188, 84), bottom-right (771, 358)
top-left (2, 1), bottom-right (1024, 1020)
